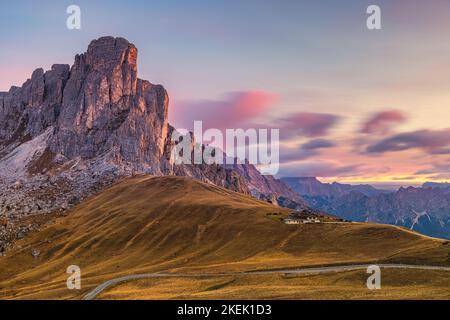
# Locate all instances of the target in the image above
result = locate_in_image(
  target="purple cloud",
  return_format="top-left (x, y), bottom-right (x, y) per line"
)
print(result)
top-left (278, 112), bottom-right (340, 138)
top-left (430, 148), bottom-right (450, 155)
top-left (280, 150), bottom-right (316, 163)
top-left (301, 139), bottom-right (336, 150)
top-left (361, 110), bottom-right (407, 135)
top-left (367, 129), bottom-right (450, 153)
top-left (279, 139), bottom-right (337, 163)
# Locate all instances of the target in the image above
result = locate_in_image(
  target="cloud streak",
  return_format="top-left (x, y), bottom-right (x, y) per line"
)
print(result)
top-left (367, 129), bottom-right (450, 154)
top-left (361, 110), bottom-right (407, 135)
top-left (278, 112), bottom-right (340, 138)
top-left (279, 161), bottom-right (362, 178)
top-left (301, 138), bottom-right (336, 150)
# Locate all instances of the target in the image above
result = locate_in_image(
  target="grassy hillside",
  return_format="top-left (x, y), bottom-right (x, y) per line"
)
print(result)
top-left (0, 176), bottom-right (448, 299)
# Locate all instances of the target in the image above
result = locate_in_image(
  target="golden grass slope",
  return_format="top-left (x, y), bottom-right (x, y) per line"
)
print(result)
top-left (0, 175), bottom-right (448, 299)
top-left (97, 269), bottom-right (450, 300)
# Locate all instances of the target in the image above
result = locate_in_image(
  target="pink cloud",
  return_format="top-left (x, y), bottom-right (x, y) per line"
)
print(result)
top-left (170, 91), bottom-right (276, 130)
top-left (415, 163), bottom-right (450, 175)
top-left (361, 110), bottom-right (407, 135)
top-left (171, 95), bottom-right (340, 143)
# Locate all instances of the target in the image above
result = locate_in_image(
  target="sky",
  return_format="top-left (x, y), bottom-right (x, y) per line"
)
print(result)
top-left (1, 0), bottom-right (450, 188)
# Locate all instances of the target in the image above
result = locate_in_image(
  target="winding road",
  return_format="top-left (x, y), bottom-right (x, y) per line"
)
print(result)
top-left (82, 263), bottom-right (450, 300)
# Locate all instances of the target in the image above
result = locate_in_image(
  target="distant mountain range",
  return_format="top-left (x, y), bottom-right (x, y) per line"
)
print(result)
top-left (281, 177), bottom-right (390, 197)
top-left (282, 177), bottom-right (450, 239)
top-left (423, 182), bottom-right (450, 189)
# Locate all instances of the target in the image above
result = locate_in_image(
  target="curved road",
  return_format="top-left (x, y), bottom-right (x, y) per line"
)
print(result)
top-left (82, 264), bottom-right (450, 300)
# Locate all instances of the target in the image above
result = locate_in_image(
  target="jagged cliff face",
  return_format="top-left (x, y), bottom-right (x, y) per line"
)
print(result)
top-left (0, 65), bottom-right (70, 155)
top-left (1, 37), bottom-right (169, 174)
top-left (53, 37), bottom-right (168, 170)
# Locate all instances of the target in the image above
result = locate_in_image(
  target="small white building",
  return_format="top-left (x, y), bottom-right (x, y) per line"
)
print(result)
top-left (284, 218), bottom-right (302, 225)
top-left (304, 217), bottom-right (321, 224)
top-left (284, 217), bottom-right (321, 225)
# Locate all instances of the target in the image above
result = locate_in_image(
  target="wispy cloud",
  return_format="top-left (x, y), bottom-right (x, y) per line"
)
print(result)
top-left (361, 110), bottom-right (407, 135)
top-left (277, 112), bottom-right (340, 138)
top-left (301, 138), bottom-right (336, 150)
top-left (366, 129), bottom-right (450, 154)
top-left (279, 161), bottom-right (362, 178)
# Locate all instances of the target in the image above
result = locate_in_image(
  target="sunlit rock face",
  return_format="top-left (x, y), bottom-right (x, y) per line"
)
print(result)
top-left (0, 64), bottom-right (70, 153)
top-left (51, 37), bottom-right (169, 172)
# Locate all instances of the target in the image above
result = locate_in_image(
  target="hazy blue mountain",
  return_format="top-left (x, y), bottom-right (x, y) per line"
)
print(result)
top-left (282, 177), bottom-right (450, 239)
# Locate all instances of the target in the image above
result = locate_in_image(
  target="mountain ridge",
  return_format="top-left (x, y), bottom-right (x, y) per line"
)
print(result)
top-left (0, 37), bottom-right (308, 253)
top-left (281, 177), bottom-right (389, 197)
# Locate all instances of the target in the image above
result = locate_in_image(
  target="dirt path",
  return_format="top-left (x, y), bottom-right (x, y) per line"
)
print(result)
top-left (82, 263), bottom-right (450, 300)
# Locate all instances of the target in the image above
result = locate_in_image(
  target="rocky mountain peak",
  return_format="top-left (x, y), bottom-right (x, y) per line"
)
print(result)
top-left (82, 36), bottom-right (138, 97)
top-left (86, 37), bottom-right (137, 67)
top-left (51, 36), bottom-right (167, 167)
top-left (0, 36), bottom-right (309, 232)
